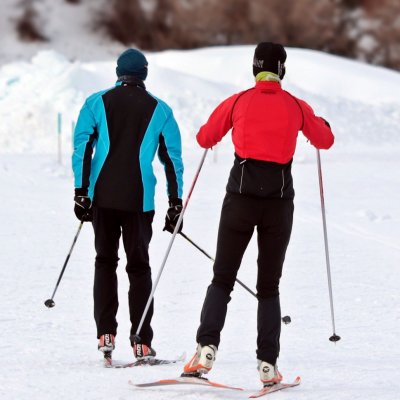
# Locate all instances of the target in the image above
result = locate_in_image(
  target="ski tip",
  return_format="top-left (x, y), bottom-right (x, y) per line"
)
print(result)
top-left (249, 377), bottom-right (302, 398)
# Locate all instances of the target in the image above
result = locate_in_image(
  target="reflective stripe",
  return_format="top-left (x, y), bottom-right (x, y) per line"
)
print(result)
top-left (239, 159), bottom-right (246, 194)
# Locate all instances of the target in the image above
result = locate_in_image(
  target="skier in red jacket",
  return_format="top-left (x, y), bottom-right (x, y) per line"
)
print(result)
top-left (183, 42), bottom-right (334, 385)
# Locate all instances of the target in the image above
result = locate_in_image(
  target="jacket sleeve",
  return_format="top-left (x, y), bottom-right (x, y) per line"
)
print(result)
top-left (196, 93), bottom-right (240, 148)
top-left (72, 101), bottom-right (97, 192)
top-left (297, 98), bottom-right (334, 149)
top-left (158, 110), bottom-right (184, 200)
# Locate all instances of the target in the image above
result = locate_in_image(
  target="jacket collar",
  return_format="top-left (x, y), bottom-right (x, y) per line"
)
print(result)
top-left (116, 75), bottom-right (146, 89)
top-left (255, 80), bottom-right (282, 90)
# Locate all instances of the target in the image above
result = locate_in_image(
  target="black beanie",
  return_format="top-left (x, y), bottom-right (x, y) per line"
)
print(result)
top-left (116, 48), bottom-right (148, 80)
top-left (253, 42), bottom-right (287, 79)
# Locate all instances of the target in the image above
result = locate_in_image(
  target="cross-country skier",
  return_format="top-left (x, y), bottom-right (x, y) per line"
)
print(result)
top-left (184, 42), bottom-right (334, 385)
top-left (72, 48), bottom-right (184, 365)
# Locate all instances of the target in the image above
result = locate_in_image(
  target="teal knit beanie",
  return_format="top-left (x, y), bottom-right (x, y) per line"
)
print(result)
top-left (116, 49), bottom-right (148, 80)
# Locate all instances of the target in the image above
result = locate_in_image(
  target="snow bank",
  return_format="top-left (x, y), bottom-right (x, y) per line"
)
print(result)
top-left (0, 46), bottom-right (399, 154)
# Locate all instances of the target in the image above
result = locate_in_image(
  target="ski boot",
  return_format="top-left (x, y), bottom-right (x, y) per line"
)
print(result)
top-left (182, 344), bottom-right (217, 378)
top-left (133, 343), bottom-right (156, 361)
top-left (98, 334), bottom-right (115, 367)
top-left (258, 360), bottom-right (283, 387)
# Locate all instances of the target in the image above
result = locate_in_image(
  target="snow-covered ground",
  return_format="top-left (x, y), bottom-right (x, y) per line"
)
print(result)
top-left (0, 46), bottom-right (399, 400)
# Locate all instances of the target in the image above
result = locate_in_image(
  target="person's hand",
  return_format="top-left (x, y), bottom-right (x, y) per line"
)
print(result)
top-left (74, 189), bottom-right (93, 222)
top-left (163, 198), bottom-right (183, 233)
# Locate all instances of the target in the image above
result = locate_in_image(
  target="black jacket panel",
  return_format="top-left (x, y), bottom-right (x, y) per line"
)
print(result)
top-left (226, 154), bottom-right (294, 199)
top-left (94, 84), bottom-right (158, 211)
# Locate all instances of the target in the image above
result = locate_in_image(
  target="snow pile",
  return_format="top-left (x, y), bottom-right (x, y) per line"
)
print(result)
top-left (0, 51), bottom-right (100, 153)
top-left (1, 46), bottom-right (399, 155)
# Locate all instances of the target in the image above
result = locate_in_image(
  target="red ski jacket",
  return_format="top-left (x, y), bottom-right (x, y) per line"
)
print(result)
top-left (197, 81), bottom-right (334, 164)
top-left (196, 81), bottom-right (334, 199)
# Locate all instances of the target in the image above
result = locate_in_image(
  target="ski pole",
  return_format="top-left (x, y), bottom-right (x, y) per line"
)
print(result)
top-left (44, 221), bottom-right (84, 308)
top-left (179, 231), bottom-right (291, 325)
top-left (132, 149), bottom-right (209, 343)
top-left (179, 231), bottom-right (257, 298)
top-left (316, 149), bottom-right (341, 342)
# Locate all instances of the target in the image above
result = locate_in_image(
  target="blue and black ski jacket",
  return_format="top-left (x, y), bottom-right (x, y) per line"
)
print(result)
top-left (72, 76), bottom-right (184, 212)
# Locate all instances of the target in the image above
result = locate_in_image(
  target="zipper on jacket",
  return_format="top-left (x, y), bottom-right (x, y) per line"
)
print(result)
top-left (280, 169), bottom-right (285, 198)
top-left (239, 159), bottom-right (247, 194)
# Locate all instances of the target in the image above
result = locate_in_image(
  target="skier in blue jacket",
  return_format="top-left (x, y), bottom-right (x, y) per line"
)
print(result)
top-left (72, 48), bottom-right (184, 365)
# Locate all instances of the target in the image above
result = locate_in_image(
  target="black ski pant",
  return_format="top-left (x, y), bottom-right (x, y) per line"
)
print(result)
top-left (196, 193), bottom-right (294, 365)
top-left (92, 207), bottom-right (155, 346)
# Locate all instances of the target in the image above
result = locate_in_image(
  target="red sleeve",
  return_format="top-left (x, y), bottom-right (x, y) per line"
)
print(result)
top-left (196, 93), bottom-right (241, 148)
top-left (297, 99), bottom-right (335, 149)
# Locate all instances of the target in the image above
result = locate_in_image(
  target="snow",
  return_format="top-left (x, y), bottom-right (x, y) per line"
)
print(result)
top-left (1, 45), bottom-right (400, 400)
top-left (0, 0), bottom-right (122, 65)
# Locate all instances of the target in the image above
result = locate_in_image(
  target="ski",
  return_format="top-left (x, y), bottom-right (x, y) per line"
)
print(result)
top-left (130, 374), bottom-right (243, 391)
top-left (249, 376), bottom-right (301, 398)
top-left (106, 352), bottom-right (186, 369)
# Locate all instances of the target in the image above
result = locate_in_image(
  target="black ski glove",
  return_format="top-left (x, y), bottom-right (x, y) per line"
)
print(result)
top-left (74, 188), bottom-right (93, 222)
top-left (163, 198), bottom-right (183, 233)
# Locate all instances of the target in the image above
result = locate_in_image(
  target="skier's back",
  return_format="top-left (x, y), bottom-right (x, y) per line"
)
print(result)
top-left (183, 42), bottom-right (334, 385)
top-left (72, 48), bottom-right (184, 365)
